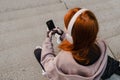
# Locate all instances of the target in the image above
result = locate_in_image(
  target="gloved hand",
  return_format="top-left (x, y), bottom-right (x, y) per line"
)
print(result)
top-left (47, 27), bottom-right (64, 38)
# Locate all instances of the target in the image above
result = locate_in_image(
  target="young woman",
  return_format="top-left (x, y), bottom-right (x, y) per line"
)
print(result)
top-left (34, 8), bottom-right (120, 80)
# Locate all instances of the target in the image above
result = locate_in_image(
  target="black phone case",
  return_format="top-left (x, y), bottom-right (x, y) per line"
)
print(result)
top-left (46, 20), bottom-right (55, 30)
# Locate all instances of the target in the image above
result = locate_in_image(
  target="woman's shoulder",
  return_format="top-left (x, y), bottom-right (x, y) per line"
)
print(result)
top-left (55, 50), bottom-right (75, 64)
top-left (96, 39), bottom-right (106, 48)
top-left (56, 50), bottom-right (73, 59)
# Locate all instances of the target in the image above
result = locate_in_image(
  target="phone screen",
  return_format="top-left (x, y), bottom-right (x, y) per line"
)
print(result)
top-left (46, 20), bottom-right (55, 30)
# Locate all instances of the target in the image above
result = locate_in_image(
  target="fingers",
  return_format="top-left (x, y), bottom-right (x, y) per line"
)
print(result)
top-left (47, 30), bottom-right (51, 37)
top-left (47, 30), bottom-right (57, 38)
top-left (53, 27), bottom-right (63, 35)
top-left (47, 27), bottom-right (64, 38)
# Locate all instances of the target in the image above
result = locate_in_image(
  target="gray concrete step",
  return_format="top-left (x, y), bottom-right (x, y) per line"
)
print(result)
top-left (95, 7), bottom-right (120, 39)
top-left (0, 10), bottom-right (67, 35)
top-left (62, 0), bottom-right (119, 10)
top-left (0, 43), bottom-right (47, 80)
top-left (0, 1), bottom-right (120, 39)
top-left (0, 3), bottom-right (66, 22)
top-left (106, 44), bottom-right (115, 59)
top-left (0, 0), bottom-right (60, 13)
top-left (62, 0), bottom-right (110, 9)
top-left (106, 34), bottom-right (120, 60)
top-left (0, 10), bottom-right (67, 51)
top-left (98, 18), bottom-right (120, 39)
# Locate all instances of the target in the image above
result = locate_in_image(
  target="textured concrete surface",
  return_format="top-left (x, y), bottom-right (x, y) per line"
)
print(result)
top-left (0, 0), bottom-right (60, 13)
top-left (0, 10), bottom-right (66, 51)
top-left (0, 3), bottom-right (66, 22)
top-left (0, 0), bottom-right (120, 80)
top-left (106, 35), bottom-right (120, 60)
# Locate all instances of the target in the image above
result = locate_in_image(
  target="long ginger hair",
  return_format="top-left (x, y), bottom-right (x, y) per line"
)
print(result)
top-left (59, 8), bottom-right (100, 65)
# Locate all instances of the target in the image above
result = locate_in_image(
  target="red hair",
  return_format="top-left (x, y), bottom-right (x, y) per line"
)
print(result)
top-left (59, 8), bottom-right (100, 65)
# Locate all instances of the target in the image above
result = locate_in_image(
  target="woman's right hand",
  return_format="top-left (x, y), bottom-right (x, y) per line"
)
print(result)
top-left (54, 27), bottom-right (64, 35)
top-left (47, 27), bottom-right (65, 41)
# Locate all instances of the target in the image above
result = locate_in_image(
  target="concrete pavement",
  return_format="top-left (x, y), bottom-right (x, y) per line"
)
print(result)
top-left (0, 0), bottom-right (120, 80)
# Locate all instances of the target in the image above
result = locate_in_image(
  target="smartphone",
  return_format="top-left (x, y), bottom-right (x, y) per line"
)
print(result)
top-left (46, 20), bottom-right (56, 30)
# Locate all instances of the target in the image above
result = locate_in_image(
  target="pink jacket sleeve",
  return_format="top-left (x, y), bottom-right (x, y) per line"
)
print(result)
top-left (41, 37), bottom-right (56, 72)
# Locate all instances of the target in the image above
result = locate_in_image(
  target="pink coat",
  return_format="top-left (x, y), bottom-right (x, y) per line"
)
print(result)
top-left (41, 38), bottom-right (108, 80)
